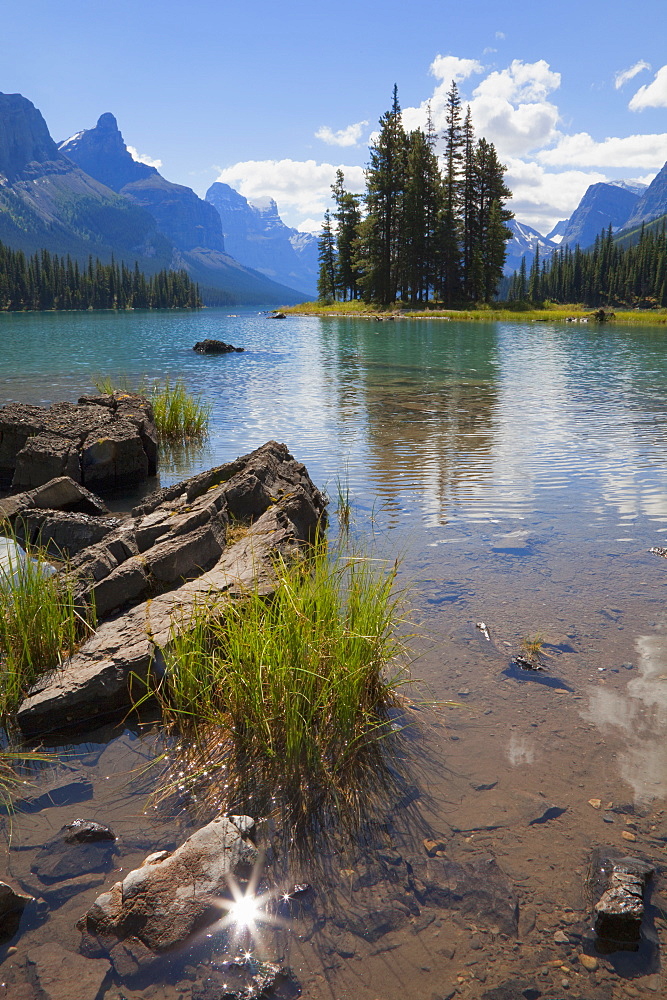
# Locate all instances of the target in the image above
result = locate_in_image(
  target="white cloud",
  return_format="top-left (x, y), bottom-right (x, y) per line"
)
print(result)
top-left (504, 157), bottom-right (607, 234)
top-left (401, 59), bottom-right (562, 158)
top-left (127, 146), bottom-right (162, 169)
top-left (295, 217), bottom-right (324, 234)
top-left (429, 54), bottom-right (484, 85)
top-left (213, 158), bottom-right (366, 220)
top-left (399, 55), bottom-right (484, 136)
top-left (468, 60), bottom-right (561, 156)
top-left (629, 65), bottom-right (667, 110)
top-left (614, 60), bottom-right (651, 90)
top-left (537, 131), bottom-right (667, 169)
top-left (315, 120), bottom-right (369, 147)
top-left (495, 31), bottom-right (506, 40)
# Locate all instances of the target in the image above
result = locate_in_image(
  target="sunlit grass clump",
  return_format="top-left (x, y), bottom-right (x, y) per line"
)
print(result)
top-left (153, 544), bottom-right (409, 836)
top-left (93, 375), bottom-right (210, 443)
top-left (0, 533), bottom-right (95, 723)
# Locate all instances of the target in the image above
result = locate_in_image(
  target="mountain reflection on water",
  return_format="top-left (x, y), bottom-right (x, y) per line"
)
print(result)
top-left (0, 309), bottom-right (666, 999)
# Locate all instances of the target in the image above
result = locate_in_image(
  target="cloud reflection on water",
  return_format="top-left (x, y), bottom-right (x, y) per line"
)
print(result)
top-left (582, 631), bottom-right (667, 803)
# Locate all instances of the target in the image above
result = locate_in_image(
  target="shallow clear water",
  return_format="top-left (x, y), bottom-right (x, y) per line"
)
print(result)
top-left (1, 308), bottom-right (666, 999)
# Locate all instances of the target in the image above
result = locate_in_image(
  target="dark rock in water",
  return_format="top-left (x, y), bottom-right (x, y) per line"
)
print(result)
top-left (0, 394), bottom-right (157, 492)
top-left (0, 881), bottom-right (33, 941)
top-left (193, 338), bottom-right (244, 353)
top-left (270, 311), bottom-right (286, 319)
top-left (31, 821), bottom-right (117, 883)
top-left (590, 850), bottom-right (654, 945)
top-left (62, 819), bottom-right (115, 843)
top-left (482, 983), bottom-right (542, 1000)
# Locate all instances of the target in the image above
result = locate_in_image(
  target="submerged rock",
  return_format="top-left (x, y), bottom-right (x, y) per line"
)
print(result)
top-left (30, 820), bottom-right (117, 884)
top-left (26, 942), bottom-right (110, 1000)
top-left (193, 338), bottom-right (244, 353)
top-left (0, 881), bottom-right (33, 941)
top-left (78, 815), bottom-right (257, 973)
top-left (591, 850), bottom-right (654, 945)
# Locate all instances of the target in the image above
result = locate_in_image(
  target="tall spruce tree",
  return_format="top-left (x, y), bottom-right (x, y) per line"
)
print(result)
top-left (438, 83), bottom-right (464, 304)
top-left (331, 169), bottom-right (362, 301)
top-left (467, 138), bottom-right (513, 301)
top-left (317, 209), bottom-right (338, 301)
top-left (359, 85), bottom-right (406, 305)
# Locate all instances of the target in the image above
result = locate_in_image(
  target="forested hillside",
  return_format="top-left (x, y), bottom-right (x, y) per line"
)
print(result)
top-left (509, 223), bottom-right (667, 308)
top-left (0, 242), bottom-right (201, 311)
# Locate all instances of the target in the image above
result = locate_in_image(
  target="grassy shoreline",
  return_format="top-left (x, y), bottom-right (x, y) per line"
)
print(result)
top-left (284, 301), bottom-right (667, 325)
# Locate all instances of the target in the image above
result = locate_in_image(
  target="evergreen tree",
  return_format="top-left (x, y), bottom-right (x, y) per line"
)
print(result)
top-left (331, 170), bottom-right (362, 301)
top-left (359, 85), bottom-right (406, 305)
top-left (317, 209), bottom-right (338, 302)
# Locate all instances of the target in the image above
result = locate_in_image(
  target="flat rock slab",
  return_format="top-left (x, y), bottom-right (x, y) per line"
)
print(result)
top-left (17, 443), bottom-right (326, 736)
top-left (79, 814), bottom-right (257, 968)
top-left (0, 394), bottom-right (157, 492)
top-left (26, 942), bottom-right (110, 1000)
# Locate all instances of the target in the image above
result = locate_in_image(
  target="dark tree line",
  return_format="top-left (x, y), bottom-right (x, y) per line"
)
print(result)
top-left (0, 243), bottom-right (201, 311)
top-left (318, 84), bottom-right (514, 306)
top-left (508, 223), bottom-right (667, 308)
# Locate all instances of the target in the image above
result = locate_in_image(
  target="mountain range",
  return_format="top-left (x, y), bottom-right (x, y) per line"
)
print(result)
top-left (0, 93), bottom-right (310, 304)
top-left (506, 170), bottom-right (667, 275)
top-left (3, 89), bottom-right (667, 296)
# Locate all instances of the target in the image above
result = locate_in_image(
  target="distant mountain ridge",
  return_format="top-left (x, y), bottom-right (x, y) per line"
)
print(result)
top-left (622, 162), bottom-right (667, 231)
top-left (0, 91), bottom-right (307, 305)
top-left (60, 115), bottom-right (226, 253)
top-left (0, 93), bottom-right (173, 268)
top-left (206, 182), bottom-right (318, 297)
top-left (558, 181), bottom-right (643, 250)
top-left (503, 219), bottom-right (559, 275)
top-left (58, 112), bottom-right (304, 303)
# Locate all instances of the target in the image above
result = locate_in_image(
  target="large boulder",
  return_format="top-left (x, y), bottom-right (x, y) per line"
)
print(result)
top-left (16, 441), bottom-right (327, 736)
top-left (0, 394), bottom-right (157, 492)
top-left (78, 815), bottom-right (257, 972)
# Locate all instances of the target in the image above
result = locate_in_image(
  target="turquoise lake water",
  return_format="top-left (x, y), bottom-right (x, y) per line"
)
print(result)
top-left (1, 308), bottom-right (666, 998)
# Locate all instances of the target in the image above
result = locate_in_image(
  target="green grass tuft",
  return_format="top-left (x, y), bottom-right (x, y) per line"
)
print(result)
top-left (151, 542), bottom-right (410, 838)
top-left (92, 375), bottom-right (211, 443)
top-left (0, 531), bottom-right (95, 724)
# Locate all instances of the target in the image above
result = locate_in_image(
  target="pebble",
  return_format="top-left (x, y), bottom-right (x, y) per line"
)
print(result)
top-left (578, 953), bottom-right (598, 971)
top-left (561, 978), bottom-right (570, 989)
top-left (553, 930), bottom-right (569, 944)
top-left (457, 688), bottom-right (470, 696)
top-left (588, 798), bottom-right (602, 809)
top-left (423, 837), bottom-right (447, 857)
top-left (622, 830), bottom-right (637, 841)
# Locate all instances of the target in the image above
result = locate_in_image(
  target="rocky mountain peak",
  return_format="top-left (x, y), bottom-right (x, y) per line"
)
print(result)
top-left (96, 112), bottom-right (119, 131)
top-left (0, 92), bottom-right (62, 180)
top-left (59, 113), bottom-right (156, 192)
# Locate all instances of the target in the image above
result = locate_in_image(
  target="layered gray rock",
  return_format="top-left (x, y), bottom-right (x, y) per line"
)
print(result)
top-left (0, 393), bottom-right (157, 492)
top-left (592, 851), bottom-right (654, 944)
top-left (16, 441), bottom-right (326, 736)
top-left (78, 815), bottom-right (257, 969)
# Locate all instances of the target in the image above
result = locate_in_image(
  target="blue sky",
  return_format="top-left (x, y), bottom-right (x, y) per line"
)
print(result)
top-left (4, 0), bottom-right (667, 234)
